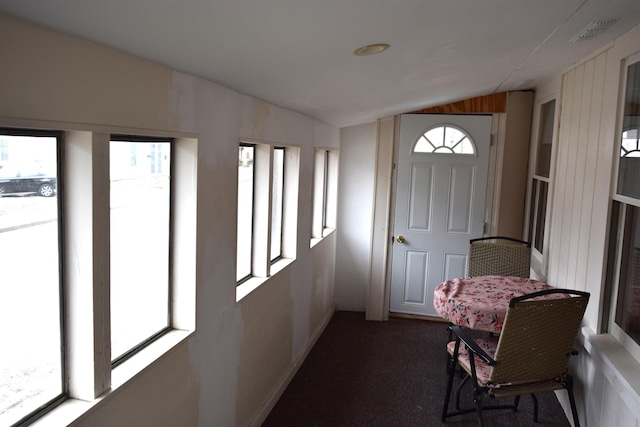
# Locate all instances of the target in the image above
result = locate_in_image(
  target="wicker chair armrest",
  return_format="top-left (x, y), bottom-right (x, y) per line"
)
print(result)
top-left (508, 288), bottom-right (590, 307)
top-left (449, 325), bottom-right (496, 366)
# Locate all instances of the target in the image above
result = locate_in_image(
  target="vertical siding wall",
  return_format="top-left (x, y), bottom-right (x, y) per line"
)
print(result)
top-left (547, 24), bottom-right (640, 426)
top-left (548, 51), bottom-right (611, 328)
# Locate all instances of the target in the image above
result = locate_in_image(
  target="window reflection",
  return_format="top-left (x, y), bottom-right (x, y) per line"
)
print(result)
top-left (617, 61), bottom-right (640, 198)
top-left (615, 205), bottom-right (640, 344)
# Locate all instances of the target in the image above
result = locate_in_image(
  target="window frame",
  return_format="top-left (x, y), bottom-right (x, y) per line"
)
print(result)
top-left (237, 142), bottom-right (256, 283)
top-left (525, 95), bottom-right (560, 278)
top-left (270, 146), bottom-right (285, 263)
top-left (606, 52), bottom-right (640, 362)
top-left (311, 148), bottom-right (338, 244)
top-left (0, 126), bottom-right (197, 427)
top-left (236, 140), bottom-right (299, 299)
top-left (109, 135), bottom-right (174, 367)
top-left (412, 124), bottom-right (477, 155)
top-left (0, 127), bottom-right (66, 427)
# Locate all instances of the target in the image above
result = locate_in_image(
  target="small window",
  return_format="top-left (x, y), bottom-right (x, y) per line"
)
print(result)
top-left (110, 136), bottom-right (172, 364)
top-left (271, 147), bottom-right (284, 262)
top-left (237, 144), bottom-right (255, 282)
top-left (413, 125), bottom-right (475, 154)
top-left (312, 149), bottom-right (338, 240)
top-left (237, 142), bottom-right (299, 288)
top-left (527, 99), bottom-right (556, 255)
top-left (0, 130), bottom-right (63, 427)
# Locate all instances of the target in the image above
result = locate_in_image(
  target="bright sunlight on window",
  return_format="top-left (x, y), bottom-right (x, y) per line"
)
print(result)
top-left (0, 131), bottom-right (62, 427)
top-left (414, 125), bottom-right (475, 154)
top-left (110, 137), bottom-right (172, 363)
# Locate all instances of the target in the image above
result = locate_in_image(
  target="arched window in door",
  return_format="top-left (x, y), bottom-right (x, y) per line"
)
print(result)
top-left (413, 124), bottom-right (476, 155)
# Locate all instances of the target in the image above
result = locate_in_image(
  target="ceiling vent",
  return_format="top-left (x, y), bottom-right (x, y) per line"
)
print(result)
top-left (569, 19), bottom-right (618, 42)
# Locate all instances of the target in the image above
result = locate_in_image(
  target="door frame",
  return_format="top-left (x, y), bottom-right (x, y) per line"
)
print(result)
top-left (366, 113), bottom-right (501, 320)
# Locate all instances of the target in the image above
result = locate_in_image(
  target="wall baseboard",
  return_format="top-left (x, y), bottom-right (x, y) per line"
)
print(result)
top-left (248, 305), bottom-right (336, 427)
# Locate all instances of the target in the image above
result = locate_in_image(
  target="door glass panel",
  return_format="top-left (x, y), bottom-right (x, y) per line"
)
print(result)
top-left (414, 125), bottom-right (475, 154)
top-left (0, 133), bottom-right (62, 426)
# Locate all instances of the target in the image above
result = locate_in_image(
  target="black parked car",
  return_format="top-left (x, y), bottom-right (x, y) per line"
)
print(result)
top-left (0, 164), bottom-right (57, 197)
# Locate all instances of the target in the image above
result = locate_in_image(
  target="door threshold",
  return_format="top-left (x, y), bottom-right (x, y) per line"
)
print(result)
top-left (389, 312), bottom-right (448, 323)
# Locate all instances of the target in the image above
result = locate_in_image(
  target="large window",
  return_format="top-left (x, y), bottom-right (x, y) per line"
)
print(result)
top-left (311, 149), bottom-right (338, 241)
top-left (0, 128), bottom-right (196, 427)
top-left (0, 130), bottom-right (63, 427)
top-left (607, 57), bottom-right (640, 356)
top-left (110, 137), bottom-right (172, 363)
top-left (237, 142), bottom-right (298, 290)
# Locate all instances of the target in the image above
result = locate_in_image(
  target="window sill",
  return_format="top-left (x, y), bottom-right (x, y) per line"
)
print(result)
top-left (581, 328), bottom-right (640, 416)
top-left (310, 227), bottom-right (335, 248)
top-left (236, 257), bottom-right (295, 302)
top-left (30, 329), bottom-right (193, 427)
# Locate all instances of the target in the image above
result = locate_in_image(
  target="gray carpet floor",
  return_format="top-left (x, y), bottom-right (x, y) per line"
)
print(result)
top-left (262, 310), bottom-right (573, 426)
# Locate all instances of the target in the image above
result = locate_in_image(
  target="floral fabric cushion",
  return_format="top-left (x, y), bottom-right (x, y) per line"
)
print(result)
top-left (447, 337), bottom-right (498, 384)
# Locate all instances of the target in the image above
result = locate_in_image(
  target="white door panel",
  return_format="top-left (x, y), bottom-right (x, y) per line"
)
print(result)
top-left (390, 114), bottom-right (491, 316)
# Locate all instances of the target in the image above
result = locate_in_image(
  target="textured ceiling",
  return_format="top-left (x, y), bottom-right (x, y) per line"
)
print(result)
top-left (1, 0), bottom-right (639, 128)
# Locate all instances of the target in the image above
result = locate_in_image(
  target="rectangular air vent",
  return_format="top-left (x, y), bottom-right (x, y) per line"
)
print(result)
top-left (569, 19), bottom-right (618, 42)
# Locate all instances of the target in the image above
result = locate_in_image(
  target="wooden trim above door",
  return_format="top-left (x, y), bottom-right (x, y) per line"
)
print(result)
top-left (409, 92), bottom-right (508, 114)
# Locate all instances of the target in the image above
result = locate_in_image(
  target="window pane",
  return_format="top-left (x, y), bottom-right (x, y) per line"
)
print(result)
top-left (312, 150), bottom-right (326, 239)
top-left (534, 180), bottom-right (548, 253)
top-left (271, 148), bottom-right (284, 261)
top-left (0, 133), bottom-right (62, 426)
top-left (414, 126), bottom-right (475, 154)
top-left (615, 204), bottom-right (640, 345)
top-left (110, 139), bottom-right (171, 362)
top-left (617, 61), bottom-right (640, 199)
top-left (536, 100), bottom-right (555, 178)
top-left (527, 179), bottom-right (538, 245)
top-left (237, 145), bottom-right (254, 281)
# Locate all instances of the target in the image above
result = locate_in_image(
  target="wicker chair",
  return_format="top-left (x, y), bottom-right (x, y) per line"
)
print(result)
top-left (468, 236), bottom-right (531, 278)
top-left (441, 289), bottom-right (590, 427)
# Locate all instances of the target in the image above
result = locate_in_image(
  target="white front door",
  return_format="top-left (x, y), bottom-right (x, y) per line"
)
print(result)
top-left (389, 114), bottom-right (491, 317)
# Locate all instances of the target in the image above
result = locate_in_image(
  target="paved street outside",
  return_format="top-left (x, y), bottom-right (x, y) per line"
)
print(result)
top-left (0, 195), bottom-right (57, 232)
top-left (0, 195), bottom-right (60, 426)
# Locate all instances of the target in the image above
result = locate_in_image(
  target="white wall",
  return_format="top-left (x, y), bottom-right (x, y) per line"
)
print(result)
top-left (0, 14), bottom-right (338, 427)
top-left (334, 123), bottom-right (378, 311)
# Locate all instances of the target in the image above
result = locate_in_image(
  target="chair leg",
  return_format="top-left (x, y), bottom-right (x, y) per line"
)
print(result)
top-left (474, 393), bottom-right (484, 427)
top-left (441, 351), bottom-right (458, 422)
top-left (530, 394), bottom-right (539, 422)
top-left (565, 375), bottom-right (580, 427)
top-left (455, 374), bottom-right (470, 410)
top-left (513, 395), bottom-right (520, 412)
top-left (446, 323), bottom-right (453, 374)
